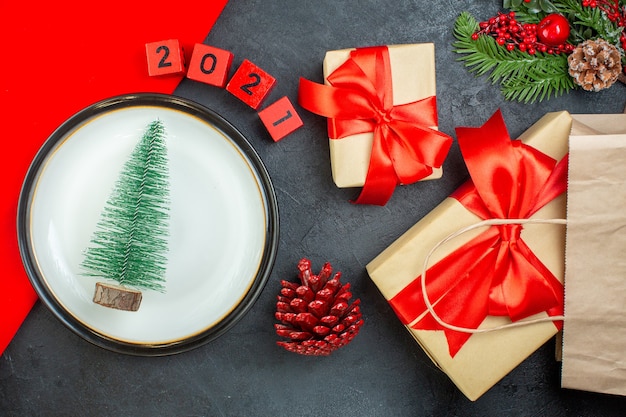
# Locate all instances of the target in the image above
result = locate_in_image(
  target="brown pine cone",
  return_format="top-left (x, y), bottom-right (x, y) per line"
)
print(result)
top-left (275, 259), bottom-right (364, 356)
top-left (567, 38), bottom-right (623, 92)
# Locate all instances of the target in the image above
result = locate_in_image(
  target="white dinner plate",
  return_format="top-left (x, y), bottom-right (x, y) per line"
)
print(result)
top-left (17, 94), bottom-right (279, 355)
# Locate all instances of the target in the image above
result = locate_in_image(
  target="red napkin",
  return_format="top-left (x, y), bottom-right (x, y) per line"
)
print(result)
top-left (0, 0), bottom-right (228, 354)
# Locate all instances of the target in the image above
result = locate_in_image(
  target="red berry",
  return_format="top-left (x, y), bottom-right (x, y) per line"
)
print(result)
top-left (537, 14), bottom-right (570, 46)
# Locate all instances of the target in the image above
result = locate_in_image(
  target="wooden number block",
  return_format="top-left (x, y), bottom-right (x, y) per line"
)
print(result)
top-left (146, 39), bottom-right (186, 76)
top-left (186, 44), bottom-right (233, 87)
top-left (258, 96), bottom-right (303, 141)
top-left (93, 282), bottom-right (142, 311)
top-left (226, 59), bottom-right (276, 109)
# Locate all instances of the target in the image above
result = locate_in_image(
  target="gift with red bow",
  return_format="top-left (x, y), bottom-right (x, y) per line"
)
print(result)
top-left (298, 44), bottom-right (453, 205)
top-left (367, 110), bottom-right (572, 400)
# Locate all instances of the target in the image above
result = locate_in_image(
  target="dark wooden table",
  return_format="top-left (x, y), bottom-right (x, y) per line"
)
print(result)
top-left (3, 1), bottom-right (626, 415)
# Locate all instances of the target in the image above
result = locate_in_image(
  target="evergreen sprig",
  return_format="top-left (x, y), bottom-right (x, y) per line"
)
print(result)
top-left (506, 0), bottom-right (626, 81)
top-left (506, 0), bottom-right (624, 46)
top-left (453, 11), bottom-right (575, 103)
top-left (81, 119), bottom-right (171, 293)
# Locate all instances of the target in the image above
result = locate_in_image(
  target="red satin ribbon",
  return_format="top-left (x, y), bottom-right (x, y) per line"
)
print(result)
top-left (389, 110), bottom-right (566, 357)
top-left (298, 46), bottom-right (452, 205)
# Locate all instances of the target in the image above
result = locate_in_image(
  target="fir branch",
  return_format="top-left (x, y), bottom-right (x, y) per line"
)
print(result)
top-left (81, 119), bottom-right (171, 293)
top-left (504, 0), bottom-right (559, 20)
top-left (509, 0), bottom-right (624, 45)
top-left (507, 0), bottom-right (626, 69)
top-left (453, 12), bottom-right (575, 103)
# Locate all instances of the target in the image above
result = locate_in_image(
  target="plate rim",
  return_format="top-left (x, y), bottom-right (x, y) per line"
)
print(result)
top-left (17, 93), bottom-right (280, 356)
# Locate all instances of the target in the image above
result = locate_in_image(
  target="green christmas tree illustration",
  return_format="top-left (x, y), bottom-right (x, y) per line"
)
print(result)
top-left (81, 119), bottom-right (170, 309)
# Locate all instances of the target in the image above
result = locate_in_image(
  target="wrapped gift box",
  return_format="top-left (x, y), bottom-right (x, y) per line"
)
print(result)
top-left (366, 110), bottom-right (572, 400)
top-left (299, 44), bottom-right (452, 205)
top-left (324, 43), bottom-right (441, 187)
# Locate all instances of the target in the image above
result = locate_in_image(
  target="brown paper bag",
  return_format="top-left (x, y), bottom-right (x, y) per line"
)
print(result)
top-left (561, 113), bottom-right (626, 396)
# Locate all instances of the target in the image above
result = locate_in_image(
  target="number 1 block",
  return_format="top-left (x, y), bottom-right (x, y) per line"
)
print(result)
top-left (146, 39), bottom-right (186, 76)
top-left (186, 44), bottom-right (234, 87)
top-left (258, 96), bottom-right (303, 142)
top-left (226, 59), bottom-right (276, 109)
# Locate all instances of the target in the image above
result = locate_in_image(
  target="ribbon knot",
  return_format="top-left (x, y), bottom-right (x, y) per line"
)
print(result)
top-left (389, 110), bottom-right (567, 357)
top-left (298, 45), bottom-right (453, 205)
top-left (375, 108), bottom-right (394, 125)
top-left (498, 223), bottom-right (522, 242)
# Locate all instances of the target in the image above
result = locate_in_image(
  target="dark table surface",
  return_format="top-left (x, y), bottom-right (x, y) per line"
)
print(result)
top-left (3, 1), bottom-right (626, 416)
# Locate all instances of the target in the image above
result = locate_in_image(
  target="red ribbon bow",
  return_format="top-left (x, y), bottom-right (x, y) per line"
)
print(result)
top-left (298, 45), bottom-right (452, 205)
top-left (389, 110), bottom-right (566, 357)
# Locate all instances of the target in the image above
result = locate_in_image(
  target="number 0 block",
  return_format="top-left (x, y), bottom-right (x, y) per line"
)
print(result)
top-left (226, 59), bottom-right (276, 109)
top-left (258, 96), bottom-right (303, 142)
top-left (146, 39), bottom-right (185, 76)
top-left (186, 44), bottom-right (234, 87)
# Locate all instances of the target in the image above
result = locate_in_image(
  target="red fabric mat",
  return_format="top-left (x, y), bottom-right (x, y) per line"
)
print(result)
top-left (0, 0), bottom-right (228, 354)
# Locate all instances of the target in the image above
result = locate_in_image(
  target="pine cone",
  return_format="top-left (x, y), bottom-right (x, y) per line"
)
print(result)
top-left (567, 38), bottom-right (622, 92)
top-left (275, 259), bottom-right (364, 356)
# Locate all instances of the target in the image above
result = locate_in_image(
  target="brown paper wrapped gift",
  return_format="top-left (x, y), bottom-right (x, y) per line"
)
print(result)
top-left (562, 113), bottom-right (626, 396)
top-left (367, 110), bottom-right (572, 401)
top-left (298, 44), bottom-right (452, 205)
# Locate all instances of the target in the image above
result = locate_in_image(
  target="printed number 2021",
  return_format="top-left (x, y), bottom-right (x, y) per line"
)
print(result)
top-left (272, 110), bottom-right (292, 126)
top-left (156, 45), bottom-right (172, 68)
top-left (240, 73), bottom-right (261, 95)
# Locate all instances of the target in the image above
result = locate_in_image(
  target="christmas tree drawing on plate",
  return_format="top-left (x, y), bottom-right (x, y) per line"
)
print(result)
top-left (81, 119), bottom-right (171, 311)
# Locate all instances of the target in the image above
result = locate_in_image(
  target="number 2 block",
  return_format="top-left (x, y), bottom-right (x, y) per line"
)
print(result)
top-left (258, 96), bottom-right (303, 142)
top-left (226, 59), bottom-right (276, 109)
top-left (186, 44), bottom-right (233, 87)
top-left (146, 39), bottom-right (186, 76)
